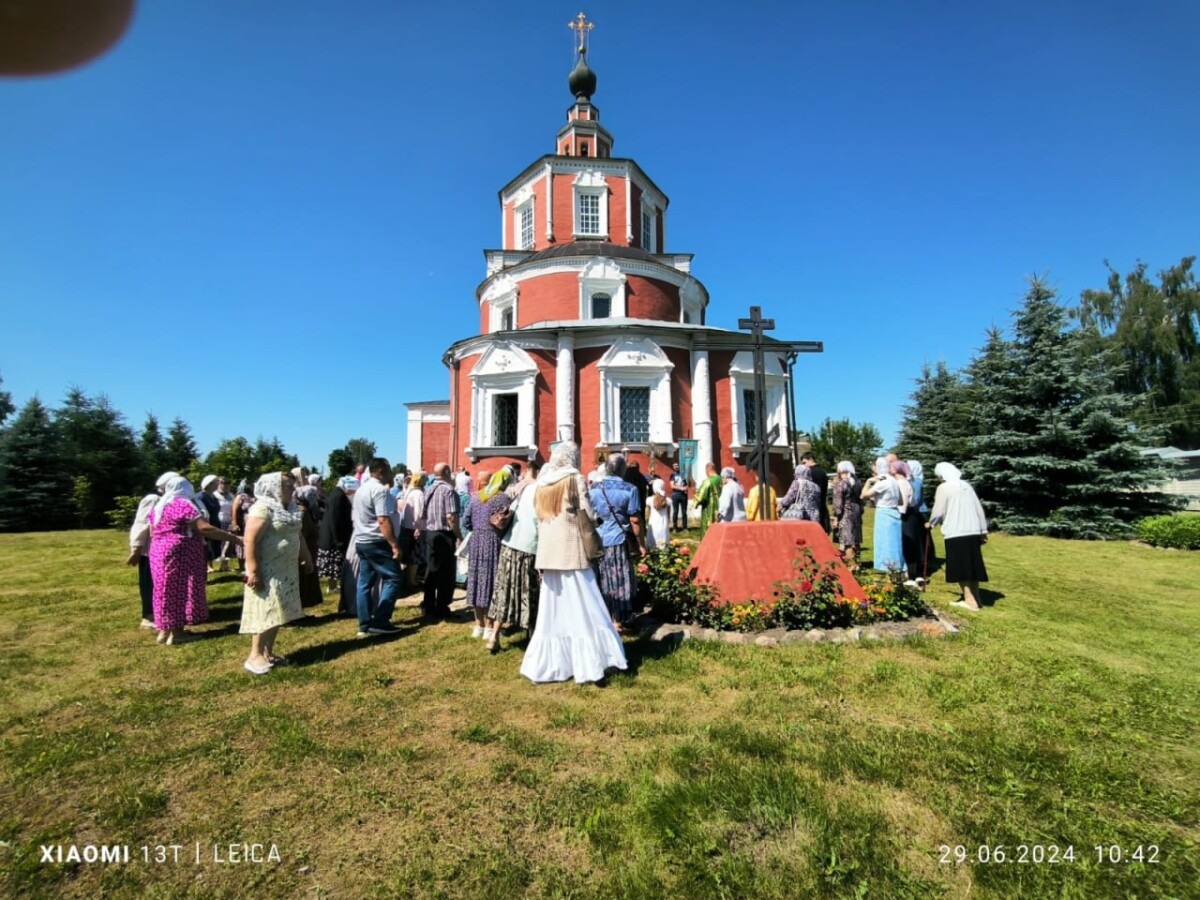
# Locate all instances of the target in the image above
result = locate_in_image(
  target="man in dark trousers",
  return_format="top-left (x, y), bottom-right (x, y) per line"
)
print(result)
top-left (801, 452), bottom-right (831, 533)
top-left (422, 462), bottom-right (463, 621)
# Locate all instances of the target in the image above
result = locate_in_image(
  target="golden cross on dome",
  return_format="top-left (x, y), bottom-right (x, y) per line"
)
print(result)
top-left (569, 11), bottom-right (594, 52)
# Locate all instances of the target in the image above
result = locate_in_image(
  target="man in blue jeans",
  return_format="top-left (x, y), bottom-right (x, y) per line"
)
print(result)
top-left (669, 462), bottom-right (690, 531)
top-left (350, 457), bottom-right (404, 637)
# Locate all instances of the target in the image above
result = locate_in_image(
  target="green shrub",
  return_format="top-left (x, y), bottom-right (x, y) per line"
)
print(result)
top-left (1136, 514), bottom-right (1200, 550)
top-left (105, 495), bottom-right (143, 531)
top-left (641, 538), bottom-right (929, 632)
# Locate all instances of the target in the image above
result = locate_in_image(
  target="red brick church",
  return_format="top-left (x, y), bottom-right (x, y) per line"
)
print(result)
top-left (405, 16), bottom-right (819, 487)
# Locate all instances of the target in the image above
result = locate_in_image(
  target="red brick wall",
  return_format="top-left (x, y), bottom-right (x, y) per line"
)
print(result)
top-left (607, 174), bottom-right (626, 247)
top-left (421, 421), bottom-right (451, 474)
top-left (516, 272), bottom-right (578, 325)
top-left (532, 350), bottom-right (558, 455)
top-left (626, 275), bottom-right (679, 321)
top-left (574, 348), bottom-right (605, 460)
top-left (666, 347), bottom-right (693, 441)
top-left (549, 173), bottom-right (629, 246)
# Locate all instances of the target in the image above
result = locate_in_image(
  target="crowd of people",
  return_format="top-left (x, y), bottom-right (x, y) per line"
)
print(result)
top-left (127, 446), bottom-right (990, 683)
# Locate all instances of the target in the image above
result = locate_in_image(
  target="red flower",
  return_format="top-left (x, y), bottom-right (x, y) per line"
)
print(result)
top-left (795, 539), bottom-right (808, 547)
top-left (636, 563), bottom-right (649, 575)
top-left (679, 546), bottom-right (691, 557)
top-left (800, 580), bottom-right (814, 594)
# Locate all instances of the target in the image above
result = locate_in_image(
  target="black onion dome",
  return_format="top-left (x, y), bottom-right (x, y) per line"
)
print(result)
top-left (568, 49), bottom-right (597, 100)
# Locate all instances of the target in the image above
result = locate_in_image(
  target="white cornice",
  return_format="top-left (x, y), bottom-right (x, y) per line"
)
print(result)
top-left (475, 255), bottom-right (709, 309)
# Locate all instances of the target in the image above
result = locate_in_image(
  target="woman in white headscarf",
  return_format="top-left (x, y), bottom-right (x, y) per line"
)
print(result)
top-left (646, 474), bottom-right (671, 549)
top-left (241, 471), bottom-right (312, 674)
top-left (861, 457), bottom-right (903, 571)
top-left (520, 442), bottom-right (627, 685)
top-left (148, 475), bottom-right (240, 645)
top-left (928, 463), bottom-right (989, 610)
top-left (830, 461), bottom-right (864, 569)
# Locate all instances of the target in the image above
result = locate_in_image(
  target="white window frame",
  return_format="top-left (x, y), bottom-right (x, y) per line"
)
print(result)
top-left (578, 256), bottom-right (626, 320)
top-left (516, 198), bottom-right (535, 251)
top-left (728, 351), bottom-right (789, 452)
top-left (573, 170), bottom-right (609, 240)
top-left (640, 201), bottom-right (656, 253)
top-left (597, 338), bottom-right (674, 447)
top-left (484, 275), bottom-right (518, 334)
top-left (468, 342), bottom-right (538, 453)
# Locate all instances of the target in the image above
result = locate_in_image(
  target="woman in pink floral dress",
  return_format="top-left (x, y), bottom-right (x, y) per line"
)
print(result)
top-left (149, 475), bottom-right (240, 645)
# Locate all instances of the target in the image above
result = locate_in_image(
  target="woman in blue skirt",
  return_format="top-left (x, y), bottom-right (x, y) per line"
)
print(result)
top-left (861, 457), bottom-right (904, 572)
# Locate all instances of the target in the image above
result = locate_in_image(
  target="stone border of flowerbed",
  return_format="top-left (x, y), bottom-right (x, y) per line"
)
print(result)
top-left (646, 610), bottom-right (962, 647)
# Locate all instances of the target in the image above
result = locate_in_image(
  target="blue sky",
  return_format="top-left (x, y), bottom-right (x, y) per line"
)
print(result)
top-left (1, 0), bottom-right (1196, 471)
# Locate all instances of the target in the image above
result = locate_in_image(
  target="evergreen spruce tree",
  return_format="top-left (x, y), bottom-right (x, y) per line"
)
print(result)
top-left (164, 417), bottom-right (200, 473)
top-left (0, 373), bottom-right (14, 427)
top-left (0, 397), bottom-right (74, 532)
top-left (969, 277), bottom-right (1178, 538)
top-left (55, 388), bottom-right (140, 527)
top-left (893, 360), bottom-right (973, 502)
top-left (138, 413), bottom-right (169, 486)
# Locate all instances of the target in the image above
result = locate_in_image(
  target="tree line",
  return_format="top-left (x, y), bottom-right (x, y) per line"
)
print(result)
top-left (0, 379), bottom-right (385, 533)
top-left (893, 257), bottom-right (1196, 539)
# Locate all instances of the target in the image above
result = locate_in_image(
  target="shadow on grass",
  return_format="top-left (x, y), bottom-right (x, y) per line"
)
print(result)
top-left (978, 588), bottom-right (1005, 607)
top-left (284, 623), bottom-right (423, 667)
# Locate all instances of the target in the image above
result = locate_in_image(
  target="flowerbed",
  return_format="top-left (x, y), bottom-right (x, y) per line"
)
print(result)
top-left (642, 538), bottom-right (928, 633)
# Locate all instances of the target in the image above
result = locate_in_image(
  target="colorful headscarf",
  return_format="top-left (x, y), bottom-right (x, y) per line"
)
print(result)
top-left (792, 465), bottom-right (813, 482)
top-left (480, 468), bottom-right (514, 502)
top-left (337, 475), bottom-right (359, 494)
top-left (890, 460), bottom-right (912, 478)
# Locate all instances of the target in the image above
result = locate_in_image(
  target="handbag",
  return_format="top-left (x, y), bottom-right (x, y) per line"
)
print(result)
top-left (570, 479), bottom-right (604, 560)
top-left (489, 506), bottom-right (514, 533)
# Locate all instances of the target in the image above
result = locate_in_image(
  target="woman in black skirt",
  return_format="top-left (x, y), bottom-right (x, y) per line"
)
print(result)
top-left (927, 462), bottom-right (989, 610)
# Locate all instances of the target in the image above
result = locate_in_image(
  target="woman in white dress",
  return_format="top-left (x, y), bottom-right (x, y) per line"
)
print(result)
top-left (520, 442), bottom-right (627, 685)
top-left (241, 472), bottom-right (312, 675)
top-left (646, 476), bottom-right (670, 550)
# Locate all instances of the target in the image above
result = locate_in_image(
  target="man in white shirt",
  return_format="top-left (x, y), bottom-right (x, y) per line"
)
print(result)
top-left (454, 467), bottom-right (471, 495)
top-left (350, 457), bottom-right (404, 637)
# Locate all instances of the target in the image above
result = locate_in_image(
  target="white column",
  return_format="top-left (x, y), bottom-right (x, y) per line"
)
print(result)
top-left (519, 378), bottom-right (537, 448)
top-left (406, 408), bottom-right (423, 472)
top-left (544, 164), bottom-right (553, 241)
top-left (691, 349), bottom-right (712, 483)
top-left (556, 332), bottom-right (576, 442)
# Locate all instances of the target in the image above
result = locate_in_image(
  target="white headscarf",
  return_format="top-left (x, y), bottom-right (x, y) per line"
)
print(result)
top-left (254, 472), bottom-right (303, 527)
top-left (652, 477), bottom-right (666, 498)
top-left (539, 441), bottom-right (581, 486)
top-left (152, 476), bottom-right (204, 526)
top-left (874, 457), bottom-right (892, 479)
top-left (908, 460), bottom-right (924, 480)
top-left (934, 462), bottom-right (962, 482)
top-left (307, 473), bottom-right (322, 487)
top-left (836, 460), bottom-right (855, 475)
top-left (155, 470), bottom-right (181, 490)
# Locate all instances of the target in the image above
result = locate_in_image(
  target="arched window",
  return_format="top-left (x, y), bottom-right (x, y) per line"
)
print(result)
top-left (591, 292), bottom-right (611, 319)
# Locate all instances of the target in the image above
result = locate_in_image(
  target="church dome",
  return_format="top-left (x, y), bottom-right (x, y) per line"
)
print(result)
top-left (568, 50), bottom-right (597, 100)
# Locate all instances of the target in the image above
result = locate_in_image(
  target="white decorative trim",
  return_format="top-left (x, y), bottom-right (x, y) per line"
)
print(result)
top-left (467, 342), bottom-right (538, 451)
top-left (625, 174), bottom-right (633, 244)
top-left (543, 161), bottom-right (553, 240)
top-left (476, 256), bottom-right (707, 311)
top-left (728, 351), bottom-right (789, 451)
top-left (597, 338), bottom-right (674, 445)
top-left (572, 169), bottom-right (609, 240)
top-left (578, 257), bottom-right (627, 320)
top-left (482, 274), bottom-right (519, 333)
top-left (680, 280), bottom-right (702, 324)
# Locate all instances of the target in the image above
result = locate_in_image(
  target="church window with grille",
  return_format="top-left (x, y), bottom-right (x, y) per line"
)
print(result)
top-left (493, 394), bottom-right (519, 446)
top-left (591, 292), bottom-right (611, 319)
top-left (499, 307), bottom-right (514, 331)
top-left (642, 209), bottom-right (654, 252)
top-left (743, 389), bottom-right (759, 443)
top-left (577, 193), bottom-right (601, 235)
top-left (620, 387), bottom-right (650, 443)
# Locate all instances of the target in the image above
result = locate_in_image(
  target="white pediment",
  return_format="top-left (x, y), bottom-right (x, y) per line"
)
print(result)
top-left (471, 341), bottom-right (538, 379)
top-left (482, 273), bottom-right (518, 305)
top-left (573, 169), bottom-right (607, 189)
top-left (730, 350), bottom-right (787, 377)
top-left (578, 256), bottom-right (625, 284)
top-left (598, 337), bottom-right (673, 371)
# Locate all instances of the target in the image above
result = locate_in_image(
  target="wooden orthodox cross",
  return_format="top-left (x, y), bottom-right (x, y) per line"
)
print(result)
top-left (738, 306), bottom-right (776, 521)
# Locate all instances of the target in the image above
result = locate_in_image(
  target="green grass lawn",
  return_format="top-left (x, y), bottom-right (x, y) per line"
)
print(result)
top-left (1, 521), bottom-right (1197, 898)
